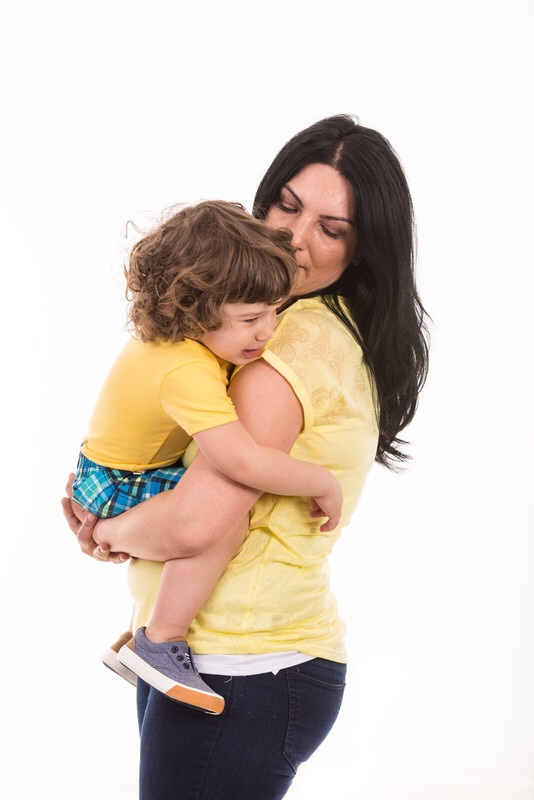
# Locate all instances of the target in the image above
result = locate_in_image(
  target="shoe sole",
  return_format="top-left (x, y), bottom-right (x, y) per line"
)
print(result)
top-left (118, 644), bottom-right (224, 715)
top-left (102, 647), bottom-right (138, 687)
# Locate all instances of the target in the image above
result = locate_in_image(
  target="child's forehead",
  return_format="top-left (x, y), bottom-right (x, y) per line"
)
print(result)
top-left (220, 301), bottom-right (280, 318)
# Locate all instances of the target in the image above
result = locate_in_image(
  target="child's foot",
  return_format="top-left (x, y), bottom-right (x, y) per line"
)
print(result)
top-left (102, 631), bottom-right (138, 686)
top-left (117, 627), bottom-right (225, 715)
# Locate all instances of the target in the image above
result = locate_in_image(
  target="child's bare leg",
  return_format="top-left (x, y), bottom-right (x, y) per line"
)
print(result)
top-left (145, 515), bottom-right (248, 643)
top-left (117, 516), bottom-right (249, 713)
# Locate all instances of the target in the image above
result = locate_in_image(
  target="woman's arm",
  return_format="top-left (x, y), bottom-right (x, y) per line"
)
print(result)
top-left (71, 359), bottom-right (304, 561)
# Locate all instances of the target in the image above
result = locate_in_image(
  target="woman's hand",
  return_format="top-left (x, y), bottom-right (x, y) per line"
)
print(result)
top-left (62, 473), bottom-right (130, 564)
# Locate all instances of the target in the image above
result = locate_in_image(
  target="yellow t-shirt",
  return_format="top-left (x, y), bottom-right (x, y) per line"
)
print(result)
top-left (81, 338), bottom-right (238, 471)
top-left (128, 298), bottom-right (379, 662)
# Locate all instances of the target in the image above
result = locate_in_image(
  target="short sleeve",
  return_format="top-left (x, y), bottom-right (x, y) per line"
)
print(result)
top-left (160, 345), bottom-right (238, 436)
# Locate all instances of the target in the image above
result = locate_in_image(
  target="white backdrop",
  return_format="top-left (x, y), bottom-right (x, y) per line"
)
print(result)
top-left (0, 1), bottom-right (532, 798)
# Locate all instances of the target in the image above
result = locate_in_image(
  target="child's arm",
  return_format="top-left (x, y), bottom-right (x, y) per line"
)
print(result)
top-left (193, 419), bottom-right (343, 532)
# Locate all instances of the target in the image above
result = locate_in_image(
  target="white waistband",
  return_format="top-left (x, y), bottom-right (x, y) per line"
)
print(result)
top-left (193, 651), bottom-right (314, 676)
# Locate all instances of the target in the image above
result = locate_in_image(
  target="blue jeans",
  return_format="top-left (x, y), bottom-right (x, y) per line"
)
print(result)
top-left (137, 657), bottom-right (347, 799)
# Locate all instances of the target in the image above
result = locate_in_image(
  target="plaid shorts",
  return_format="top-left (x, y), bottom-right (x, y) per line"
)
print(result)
top-left (72, 452), bottom-right (186, 518)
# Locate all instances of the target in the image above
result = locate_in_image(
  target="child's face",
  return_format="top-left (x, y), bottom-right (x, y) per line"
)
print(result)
top-left (198, 302), bottom-right (281, 365)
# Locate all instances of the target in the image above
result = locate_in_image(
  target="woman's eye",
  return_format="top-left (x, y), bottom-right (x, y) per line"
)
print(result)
top-left (321, 226), bottom-right (342, 240)
top-left (276, 201), bottom-right (296, 214)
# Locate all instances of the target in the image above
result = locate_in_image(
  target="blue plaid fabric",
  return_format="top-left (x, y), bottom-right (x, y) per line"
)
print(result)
top-left (72, 452), bottom-right (186, 518)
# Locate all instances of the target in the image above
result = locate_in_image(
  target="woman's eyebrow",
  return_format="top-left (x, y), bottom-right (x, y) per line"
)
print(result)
top-left (284, 183), bottom-right (355, 227)
top-left (321, 214), bottom-right (355, 227)
top-left (283, 184), bottom-right (302, 206)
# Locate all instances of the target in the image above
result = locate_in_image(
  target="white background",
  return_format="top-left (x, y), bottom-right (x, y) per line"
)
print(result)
top-left (0, 1), bottom-right (532, 798)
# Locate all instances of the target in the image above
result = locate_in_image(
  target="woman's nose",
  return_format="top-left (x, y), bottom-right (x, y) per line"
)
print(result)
top-left (286, 215), bottom-right (308, 251)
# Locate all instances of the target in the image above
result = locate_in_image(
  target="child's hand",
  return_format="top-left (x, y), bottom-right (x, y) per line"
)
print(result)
top-left (310, 475), bottom-right (343, 532)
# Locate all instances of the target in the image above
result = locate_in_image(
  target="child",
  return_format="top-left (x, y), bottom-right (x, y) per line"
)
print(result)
top-left (72, 200), bottom-right (343, 715)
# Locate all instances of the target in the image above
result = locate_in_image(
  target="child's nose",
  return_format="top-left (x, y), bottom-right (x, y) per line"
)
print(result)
top-left (256, 318), bottom-right (275, 341)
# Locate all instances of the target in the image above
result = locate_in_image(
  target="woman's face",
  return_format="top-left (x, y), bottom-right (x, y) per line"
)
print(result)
top-left (265, 163), bottom-right (358, 295)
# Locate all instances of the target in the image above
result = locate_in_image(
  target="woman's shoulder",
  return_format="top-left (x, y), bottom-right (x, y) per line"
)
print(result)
top-left (262, 296), bottom-right (376, 433)
top-left (278, 296), bottom-right (330, 321)
top-left (264, 297), bottom-right (365, 394)
top-left (272, 297), bottom-right (361, 354)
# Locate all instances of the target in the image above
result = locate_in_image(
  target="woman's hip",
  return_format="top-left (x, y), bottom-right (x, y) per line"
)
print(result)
top-left (137, 658), bottom-right (346, 799)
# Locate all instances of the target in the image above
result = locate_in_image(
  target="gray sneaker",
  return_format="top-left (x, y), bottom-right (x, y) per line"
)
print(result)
top-left (102, 631), bottom-right (138, 687)
top-left (117, 627), bottom-right (225, 715)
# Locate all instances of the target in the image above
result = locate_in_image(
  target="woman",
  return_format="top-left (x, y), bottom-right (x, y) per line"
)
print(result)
top-left (65, 114), bottom-right (429, 799)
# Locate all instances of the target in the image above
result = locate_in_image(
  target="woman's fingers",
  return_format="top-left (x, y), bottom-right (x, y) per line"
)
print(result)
top-left (63, 472), bottom-right (131, 563)
top-left (61, 495), bottom-right (82, 534)
top-left (75, 512), bottom-right (99, 556)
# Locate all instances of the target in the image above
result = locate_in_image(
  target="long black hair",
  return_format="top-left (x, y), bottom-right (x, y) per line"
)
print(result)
top-left (253, 115), bottom-right (430, 468)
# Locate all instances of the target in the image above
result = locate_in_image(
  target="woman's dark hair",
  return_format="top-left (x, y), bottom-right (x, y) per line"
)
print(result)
top-left (253, 115), bottom-right (430, 468)
top-left (125, 200), bottom-right (297, 342)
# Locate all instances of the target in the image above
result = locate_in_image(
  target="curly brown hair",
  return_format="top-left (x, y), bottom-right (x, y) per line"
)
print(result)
top-left (125, 200), bottom-right (297, 342)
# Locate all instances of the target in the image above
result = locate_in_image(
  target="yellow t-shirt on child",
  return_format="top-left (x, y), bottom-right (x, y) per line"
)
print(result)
top-left (81, 337), bottom-right (238, 471)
